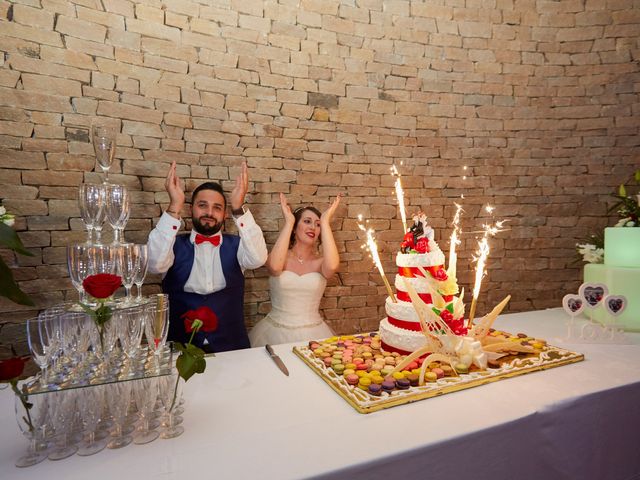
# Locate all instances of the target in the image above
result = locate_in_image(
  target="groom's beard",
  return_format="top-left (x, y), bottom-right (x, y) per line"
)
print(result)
top-left (192, 216), bottom-right (222, 236)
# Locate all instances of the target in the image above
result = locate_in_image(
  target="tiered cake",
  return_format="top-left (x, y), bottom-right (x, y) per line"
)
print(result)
top-left (379, 213), bottom-right (466, 354)
top-left (584, 227), bottom-right (640, 331)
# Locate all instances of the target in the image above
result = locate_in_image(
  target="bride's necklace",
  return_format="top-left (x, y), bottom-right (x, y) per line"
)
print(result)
top-left (291, 250), bottom-right (307, 264)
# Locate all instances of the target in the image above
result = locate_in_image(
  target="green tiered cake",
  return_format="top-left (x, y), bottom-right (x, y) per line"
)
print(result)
top-left (584, 227), bottom-right (640, 331)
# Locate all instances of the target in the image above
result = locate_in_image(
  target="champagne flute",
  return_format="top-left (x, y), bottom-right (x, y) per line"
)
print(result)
top-left (77, 386), bottom-right (107, 456)
top-left (26, 317), bottom-right (55, 389)
top-left (117, 305), bottom-right (145, 375)
top-left (67, 244), bottom-right (90, 303)
top-left (14, 391), bottom-right (49, 467)
top-left (87, 244), bottom-right (119, 276)
top-left (133, 244), bottom-right (149, 302)
top-left (78, 184), bottom-right (105, 244)
top-left (92, 124), bottom-right (116, 184)
top-left (48, 390), bottom-right (79, 460)
top-left (105, 184), bottom-right (129, 245)
top-left (144, 294), bottom-right (169, 371)
top-left (117, 243), bottom-right (139, 304)
top-left (132, 378), bottom-right (159, 444)
top-left (159, 372), bottom-right (184, 439)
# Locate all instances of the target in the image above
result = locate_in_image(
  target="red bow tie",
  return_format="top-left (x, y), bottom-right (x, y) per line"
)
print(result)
top-left (195, 234), bottom-right (221, 246)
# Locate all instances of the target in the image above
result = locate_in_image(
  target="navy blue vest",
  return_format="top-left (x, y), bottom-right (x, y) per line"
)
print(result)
top-left (162, 234), bottom-right (250, 353)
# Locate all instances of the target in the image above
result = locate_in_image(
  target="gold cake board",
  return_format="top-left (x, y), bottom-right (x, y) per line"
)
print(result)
top-left (293, 335), bottom-right (584, 414)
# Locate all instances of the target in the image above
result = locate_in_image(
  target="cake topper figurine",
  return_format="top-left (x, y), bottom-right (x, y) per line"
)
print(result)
top-left (401, 213), bottom-right (434, 254)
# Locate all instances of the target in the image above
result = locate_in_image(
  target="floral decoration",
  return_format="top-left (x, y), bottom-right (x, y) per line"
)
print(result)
top-left (0, 347), bottom-right (33, 433)
top-left (79, 273), bottom-right (122, 346)
top-left (0, 204), bottom-right (34, 306)
top-left (171, 306), bottom-right (219, 409)
top-left (577, 169), bottom-right (640, 263)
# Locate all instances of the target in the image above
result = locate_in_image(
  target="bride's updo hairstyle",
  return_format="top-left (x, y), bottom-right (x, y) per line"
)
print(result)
top-left (289, 206), bottom-right (322, 248)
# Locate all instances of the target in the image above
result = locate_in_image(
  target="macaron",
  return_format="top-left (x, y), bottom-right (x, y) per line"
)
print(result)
top-left (381, 379), bottom-right (396, 392)
top-left (345, 373), bottom-right (359, 385)
top-left (395, 378), bottom-right (411, 390)
top-left (368, 383), bottom-right (382, 396)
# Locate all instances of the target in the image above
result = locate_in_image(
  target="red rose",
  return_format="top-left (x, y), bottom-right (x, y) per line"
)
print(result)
top-left (0, 356), bottom-right (27, 382)
top-left (402, 232), bottom-right (415, 249)
top-left (426, 266), bottom-right (448, 281)
top-left (415, 237), bottom-right (430, 253)
top-left (182, 306), bottom-right (218, 333)
top-left (83, 273), bottom-right (122, 299)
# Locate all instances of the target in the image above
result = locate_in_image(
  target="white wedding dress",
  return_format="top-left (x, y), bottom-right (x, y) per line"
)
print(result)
top-left (249, 271), bottom-right (334, 347)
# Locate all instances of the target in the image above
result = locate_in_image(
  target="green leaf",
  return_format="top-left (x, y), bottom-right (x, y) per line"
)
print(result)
top-left (176, 350), bottom-right (206, 381)
top-left (0, 223), bottom-right (34, 257)
top-left (0, 256), bottom-right (34, 306)
top-left (618, 184), bottom-right (627, 197)
top-left (635, 169), bottom-right (640, 183)
top-left (94, 303), bottom-right (112, 327)
top-left (446, 303), bottom-right (454, 314)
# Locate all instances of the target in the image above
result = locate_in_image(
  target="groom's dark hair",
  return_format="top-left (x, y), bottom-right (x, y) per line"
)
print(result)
top-left (191, 182), bottom-right (227, 209)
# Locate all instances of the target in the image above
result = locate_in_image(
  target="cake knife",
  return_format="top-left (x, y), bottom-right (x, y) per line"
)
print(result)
top-left (265, 344), bottom-right (289, 376)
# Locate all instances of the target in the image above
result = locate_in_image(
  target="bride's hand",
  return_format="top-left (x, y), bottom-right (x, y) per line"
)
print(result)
top-left (321, 194), bottom-right (341, 224)
top-left (280, 193), bottom-right (295, 226)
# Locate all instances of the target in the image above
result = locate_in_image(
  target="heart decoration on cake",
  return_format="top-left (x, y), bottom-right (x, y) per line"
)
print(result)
top-left (578, 283), bottom-right (608, 309)
top-left (603, 295), bottom-right (627, 316)
top-left (562, 294), bottom-right (584, 317)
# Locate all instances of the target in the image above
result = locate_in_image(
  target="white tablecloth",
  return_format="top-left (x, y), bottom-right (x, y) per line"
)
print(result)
top-left (1, 308), bottom-right (639, 480)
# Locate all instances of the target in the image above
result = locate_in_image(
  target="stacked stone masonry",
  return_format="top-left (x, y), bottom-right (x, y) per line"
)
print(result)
top-left (0, 0), bottom-right (639, 336)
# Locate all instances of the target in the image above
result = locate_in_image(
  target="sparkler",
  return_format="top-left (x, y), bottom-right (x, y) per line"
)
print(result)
top-left (467, 210), bottom-right (506, 327)
top-left (448, 202), bottom-right (463, 278)
top-left (358, 215), bottom-right (397, 303)
top-left (391, 165), bottom-right (407, 233)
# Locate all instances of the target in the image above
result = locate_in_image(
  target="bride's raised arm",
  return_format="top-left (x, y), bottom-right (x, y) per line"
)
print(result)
top-left (265, 193), bottom-right (295, 276)
top-left (320, 194), bottom-right (341, 279)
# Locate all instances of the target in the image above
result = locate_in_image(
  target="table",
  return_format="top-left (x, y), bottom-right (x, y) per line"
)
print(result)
top-left (1, 308), bottom-right (639, 480)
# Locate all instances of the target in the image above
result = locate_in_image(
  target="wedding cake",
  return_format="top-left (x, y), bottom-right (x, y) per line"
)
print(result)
top-left (584, 227), bottom-right (640, 331)
top-left (379, 213), bottom-right (466, 354)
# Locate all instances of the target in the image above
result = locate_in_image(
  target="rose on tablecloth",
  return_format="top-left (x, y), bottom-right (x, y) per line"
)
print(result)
top-left (171, 306), bottom-right (219, 409)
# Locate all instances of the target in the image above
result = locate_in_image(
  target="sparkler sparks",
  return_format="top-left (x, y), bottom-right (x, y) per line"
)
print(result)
top-left (467, 208), bottom-right (506, 326)
top-left (448, 202), bottom-right (463, 278)
top-left (358, 216), bottom-right (397, 303)
top-left (391, 165), bottom-right (407, 234)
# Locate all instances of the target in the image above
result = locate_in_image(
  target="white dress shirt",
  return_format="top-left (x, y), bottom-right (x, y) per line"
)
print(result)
top-left (147, 210), bottom-right (267, 295)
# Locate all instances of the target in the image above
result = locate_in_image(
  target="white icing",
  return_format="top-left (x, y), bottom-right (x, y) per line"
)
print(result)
top-left (385, 296), bottom-right (422, 323)
top-left (379, 317), bottom-right (428, 352)
top-left (396, 248), bottom-right (445, 268)
top-left (394, 274), bottom-right (431, 294)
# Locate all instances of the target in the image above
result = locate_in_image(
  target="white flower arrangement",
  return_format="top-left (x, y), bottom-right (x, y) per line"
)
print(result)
top-left (0, 205), bottom-right (15, 227)
top-left (576, 170), bottom-right (639, 264)
top-left (576, 243), bottom-right (604, 264)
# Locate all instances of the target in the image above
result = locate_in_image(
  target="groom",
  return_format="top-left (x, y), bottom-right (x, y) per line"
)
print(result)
top-left (147, 161), bottom-right (268, 352)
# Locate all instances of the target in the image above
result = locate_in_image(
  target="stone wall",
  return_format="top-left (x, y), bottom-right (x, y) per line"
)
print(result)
top-left (0, 0), bottom-right (638, 335)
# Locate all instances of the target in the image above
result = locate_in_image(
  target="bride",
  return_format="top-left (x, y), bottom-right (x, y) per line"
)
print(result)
top-left (249, 193), bottom-right (341, 347)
